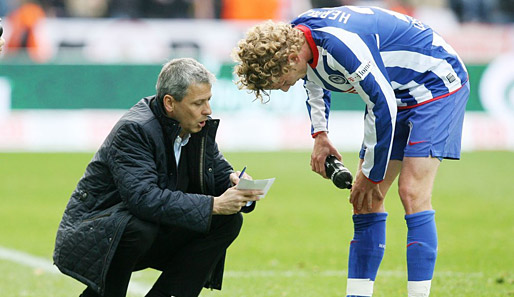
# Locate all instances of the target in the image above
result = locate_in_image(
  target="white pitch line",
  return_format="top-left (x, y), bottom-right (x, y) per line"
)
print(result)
top-left (0, 245), bottom-right (484, 294)
top-left (0, 245), bottom-right (150, 295)
top-left (0, 245), bottom-right (60, 274)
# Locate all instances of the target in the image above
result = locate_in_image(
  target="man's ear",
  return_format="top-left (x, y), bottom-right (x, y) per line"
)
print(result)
top-left (163, 94), bottom-right (176, 115)
top-left (288, 53), bottom-right (300, 65)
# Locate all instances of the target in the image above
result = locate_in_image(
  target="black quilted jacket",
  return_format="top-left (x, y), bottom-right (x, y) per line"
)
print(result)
top-left (53, 96), bottom-right (252, 295)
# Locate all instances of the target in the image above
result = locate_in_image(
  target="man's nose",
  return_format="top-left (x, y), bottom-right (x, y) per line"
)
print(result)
top-left (203, 102), bottom-right (212, 115)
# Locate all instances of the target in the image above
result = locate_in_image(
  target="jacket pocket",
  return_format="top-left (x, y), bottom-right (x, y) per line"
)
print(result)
top-left (82, 212), bottom-right (112, 223)
top-left (81, 203), bottom-right (119, 223)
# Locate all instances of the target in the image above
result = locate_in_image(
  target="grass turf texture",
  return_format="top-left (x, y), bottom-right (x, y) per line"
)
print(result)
top-left (0, 151), bottom-right (512, 296)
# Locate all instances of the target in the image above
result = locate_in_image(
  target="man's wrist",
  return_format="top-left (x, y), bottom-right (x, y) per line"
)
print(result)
top-left (312, 131), bottom-right (327, 138)
top-left (211, 196), bottom-right (218, 214)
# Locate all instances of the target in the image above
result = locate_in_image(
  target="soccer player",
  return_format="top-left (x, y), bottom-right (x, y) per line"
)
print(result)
top-left (233, 6), bottom-right (469, 297)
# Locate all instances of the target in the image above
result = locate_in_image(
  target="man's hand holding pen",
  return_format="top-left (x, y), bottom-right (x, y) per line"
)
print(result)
top-left (214, 167), bottom-right (262, 215)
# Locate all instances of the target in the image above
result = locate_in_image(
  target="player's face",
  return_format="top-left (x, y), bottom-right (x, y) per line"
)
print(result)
top-left (271, 59), bottom-right (308, 92)
top-left (164, 83), bottom-right (212, 137)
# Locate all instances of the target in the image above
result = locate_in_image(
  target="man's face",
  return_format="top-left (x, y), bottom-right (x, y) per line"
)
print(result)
top-left (270, 57), bottom-right (308, 92)
top-left (164, 83), bottom-right (212, 137)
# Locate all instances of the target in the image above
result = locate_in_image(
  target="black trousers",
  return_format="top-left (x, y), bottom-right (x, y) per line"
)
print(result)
top-left (81, 213), bottom-right (243, 297)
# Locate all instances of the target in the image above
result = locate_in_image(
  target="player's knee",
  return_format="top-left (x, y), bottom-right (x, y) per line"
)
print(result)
top-left (398, 183), bottom-right (426, 202)
top-left (398, 185), bottom-right (431, 212)
top-left (398, 184), bottom-right (412, 201)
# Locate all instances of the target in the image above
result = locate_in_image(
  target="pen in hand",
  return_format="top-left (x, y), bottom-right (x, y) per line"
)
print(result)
top-left (237, 166), bottom-right (254, 207)
top-left (238, 166), bottom-right (247, 179)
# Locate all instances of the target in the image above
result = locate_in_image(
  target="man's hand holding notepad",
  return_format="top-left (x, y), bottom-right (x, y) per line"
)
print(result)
top-left (237, 177), bottom-right (275, 207)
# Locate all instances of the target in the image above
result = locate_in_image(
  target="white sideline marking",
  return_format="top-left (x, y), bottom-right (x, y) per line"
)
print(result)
top-left (0, 245), bottom-right (60, 274)
top-left (0, 245), bottom-right (150, 295)
top-left (0, 245), bottom-right (484, 294)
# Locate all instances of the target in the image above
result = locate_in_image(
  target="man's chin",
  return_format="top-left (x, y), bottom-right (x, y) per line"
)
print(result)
top-left (189, 127), bottom-right (203, 135)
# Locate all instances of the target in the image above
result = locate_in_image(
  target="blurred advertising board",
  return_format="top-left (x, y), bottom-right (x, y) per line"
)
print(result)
top-left (0, 19), bottom-right (513, 151)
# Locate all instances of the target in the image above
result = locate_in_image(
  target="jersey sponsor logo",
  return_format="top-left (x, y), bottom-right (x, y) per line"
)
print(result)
top-left (328, 74), bottom-right (348, 84)
top-left (348, 61), bottom-right (372, 83)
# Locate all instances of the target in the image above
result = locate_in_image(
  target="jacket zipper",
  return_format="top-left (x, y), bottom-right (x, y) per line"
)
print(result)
top-left (199, 130), bottom-right (217, 289)
top-left (199, 135), bottom-right (206, 194)
top-left (100, 215), bottom-right (130, 292)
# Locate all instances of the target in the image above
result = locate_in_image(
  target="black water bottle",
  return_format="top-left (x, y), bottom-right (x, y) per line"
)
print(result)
top-left (325, 155), bottom-right (353, 189)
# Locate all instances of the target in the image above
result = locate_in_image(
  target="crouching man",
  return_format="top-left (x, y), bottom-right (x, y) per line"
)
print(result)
top-left (54, 58), bottom-right (261, 297)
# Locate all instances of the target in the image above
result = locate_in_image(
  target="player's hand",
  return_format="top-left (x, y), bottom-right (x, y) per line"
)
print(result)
top-left (213, 186), bottom-right (262, 215)
top-left (311, 132), bottom-right (342, 178)
top-left (349, 171), bottom-right (383, 213)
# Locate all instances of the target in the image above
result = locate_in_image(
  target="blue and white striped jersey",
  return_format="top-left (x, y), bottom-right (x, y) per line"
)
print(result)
top-left (291, 6), bottom-right (468, 182)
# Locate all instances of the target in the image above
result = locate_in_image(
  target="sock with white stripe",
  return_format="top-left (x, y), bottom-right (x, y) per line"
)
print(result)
top-left (346, 212), bottom-right (387, 297)
top-left (405, 210), bottom-right (438, 297)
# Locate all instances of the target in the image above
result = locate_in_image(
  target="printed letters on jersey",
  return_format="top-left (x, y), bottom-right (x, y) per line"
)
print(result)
top-left (348, 60), bottom-right (373, 83)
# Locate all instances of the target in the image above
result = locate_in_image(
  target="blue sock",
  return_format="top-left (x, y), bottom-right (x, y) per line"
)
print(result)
top-left (346, 212), bottom-right (387, 297)
top-left (405, 210), bottom-right (438, 282)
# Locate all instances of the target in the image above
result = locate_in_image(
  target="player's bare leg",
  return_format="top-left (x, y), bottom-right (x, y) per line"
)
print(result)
top-left (398, 157), bottom-right (440, 214)
top-left (352, 159), bottom-right (401, 214)
top-left (398, 156), bottom-right (441, 297)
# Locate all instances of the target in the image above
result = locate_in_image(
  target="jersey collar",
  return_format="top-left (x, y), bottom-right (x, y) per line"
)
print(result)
top-left (295, 24), bottom-right (319, 68)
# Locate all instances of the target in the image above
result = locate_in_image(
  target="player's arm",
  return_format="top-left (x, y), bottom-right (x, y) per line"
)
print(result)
top-left (323, 30), bottom-right (396, 210)
top-left (305, 81), bottom-right (342, 178)
top-left (349, 72), bottom-right (396, 211)
top-left (323, 29), bottom-right (396, 183)
top-left (349, 58), bottom-right (396, 184)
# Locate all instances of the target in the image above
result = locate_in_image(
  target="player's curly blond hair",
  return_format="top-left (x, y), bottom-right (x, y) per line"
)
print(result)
top-left (232, 21), bottom-right (305, 102)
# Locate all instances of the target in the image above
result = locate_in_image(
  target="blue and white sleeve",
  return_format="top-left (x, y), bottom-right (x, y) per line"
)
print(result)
top-left (318, 27), bottom-right (397, 183)
top-left (305, 80), bottom-right (332, 136)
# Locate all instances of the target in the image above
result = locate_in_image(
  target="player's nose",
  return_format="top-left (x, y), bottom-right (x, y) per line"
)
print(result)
top-left (280, 85), bottom-right (291, 92)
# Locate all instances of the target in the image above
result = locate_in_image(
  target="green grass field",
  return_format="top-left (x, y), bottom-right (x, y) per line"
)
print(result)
top-left (0, 151), bottom-right (513, 296)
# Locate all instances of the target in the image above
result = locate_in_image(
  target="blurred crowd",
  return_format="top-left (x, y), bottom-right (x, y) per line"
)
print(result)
top-left (0, 0), bottom-right (512, 63)
top-left (1, 0), bottom-right (513, 22)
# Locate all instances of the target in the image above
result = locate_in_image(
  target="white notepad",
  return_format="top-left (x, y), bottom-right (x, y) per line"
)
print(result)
top-left (236, 177), bottom-right (275, 206)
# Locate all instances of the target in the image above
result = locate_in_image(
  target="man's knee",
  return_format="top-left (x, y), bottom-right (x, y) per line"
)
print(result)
top-left (398, 183), bottom-right (432, 213)
top-left (211, 213), bottom-right (243, 240)
top-left (119, 216), bottom-right (159, 254)
top-left (224, 213), bottom-right (243, 237)
top-left (398, 183), bottom-right (415, 202)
